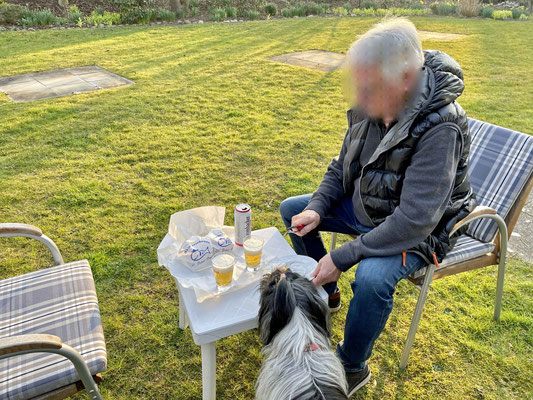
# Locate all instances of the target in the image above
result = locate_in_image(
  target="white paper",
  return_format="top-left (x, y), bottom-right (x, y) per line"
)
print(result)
top-left (157, 207), bottom-right (323, 303)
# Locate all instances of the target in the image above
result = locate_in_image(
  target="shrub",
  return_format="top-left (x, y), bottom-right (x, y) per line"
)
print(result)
top-left (110, 0), bottom-right (155, 10)
top-left (519, 12), bottom-right (528, 19)
top-left (190, 0), bottom-right (199, 7)
top-left (351, 7), bottom-right (428, 15)
top-left (85, 10), bottom-right (121, 26)
top-left (109, 0), bottom-right (154, 23)
top-left (492, 9), bottom-right (512, 19)
top-left (190, 6), bottom-right (198, 16)
top-left (68, 5), bottom-right (84, 22)
top-left (360, 1), bottom-right (378, 9)
top-left (480, 6), bottom-right (493, 17)
top-left (157, 8), bottom-right (176, 21)
top-left (94, 6), bottom-right (105, 15)
top-left (0, 3), bottom-right (27, 24)
top-left (19, 9), bottom-right (56, 26)
top-left (511, 7), bottom-right (529, 19)
top-left (55, 16), bottom-right (70, 25)
top-left (210, 7), bottom-right (226, 21)
top-left (430, 2), bottom-right (458, 16)
top-left (332, 6), bottom-right (348, 15)
top-left (120, 7), bottom-right (152, 23)
top-left (246, 10), bottom-right (260, 19)
top-left (264, 2), bottom-right (277, 15)
top-left (280, 2), bottom-right (326, 17)
top-left (148, 8), bottom-right (159, 21)
top-left (225, 5), bottom-right (237, 17)
top-left (459, 0), bottom-right (480, 17)
top-left (344, 1), bottom-right (352, 11)
top-left (306, 1), bottom-right (328, 14)
top-left (408, 2), bottom-right (425, 10)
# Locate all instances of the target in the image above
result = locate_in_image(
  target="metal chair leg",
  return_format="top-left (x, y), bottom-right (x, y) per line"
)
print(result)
top-left (494, 221), bottom-right (508, 321)
top-left (330, 232), bottom-right (338, 250)
top-left (400, 263), bottom-right (436, 369)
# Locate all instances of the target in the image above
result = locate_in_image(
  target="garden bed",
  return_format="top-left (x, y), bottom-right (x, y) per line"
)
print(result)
top-left (0, 0), bottom-right (530, 31)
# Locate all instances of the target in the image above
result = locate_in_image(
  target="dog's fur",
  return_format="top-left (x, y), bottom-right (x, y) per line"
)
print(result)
top-left (255, 268), bottom-right (348, 400)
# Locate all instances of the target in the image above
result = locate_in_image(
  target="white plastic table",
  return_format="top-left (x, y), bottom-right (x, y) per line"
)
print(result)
top-left (173, 227), bottom-right (326, 400)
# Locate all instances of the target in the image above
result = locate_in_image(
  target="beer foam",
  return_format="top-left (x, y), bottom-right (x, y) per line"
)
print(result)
top-left (212, 253), bottom-right (235, 273)
top-left (243, 238), bottom-right (263, 255)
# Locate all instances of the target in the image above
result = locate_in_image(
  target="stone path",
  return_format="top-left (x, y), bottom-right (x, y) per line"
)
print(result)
top-left (0, 66), bottom-right (134, 103)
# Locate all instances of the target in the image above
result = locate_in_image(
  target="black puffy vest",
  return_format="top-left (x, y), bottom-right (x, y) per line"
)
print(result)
top-left (343, 50), bottom-right (477, 263)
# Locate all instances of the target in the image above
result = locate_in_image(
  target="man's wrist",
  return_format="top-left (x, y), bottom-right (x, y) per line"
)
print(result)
top-left (330, 244), bottom-right (358, 272)
top-left (303, 202), bottom-right (325, 221)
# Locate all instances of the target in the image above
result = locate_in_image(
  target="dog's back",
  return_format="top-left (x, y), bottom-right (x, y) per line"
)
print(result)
top-left (256, 269), bottom-right (348, 400)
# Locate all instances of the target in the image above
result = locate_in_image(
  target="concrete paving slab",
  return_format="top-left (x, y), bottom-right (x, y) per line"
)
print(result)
top-left (417, 30), bottom-right (467, 41)
top-left (0, 66), bottom-right (134, 103)
top-left (268, 50), bottom-right (345, 72)
top-left (268, 31), bottom-right (467, 72)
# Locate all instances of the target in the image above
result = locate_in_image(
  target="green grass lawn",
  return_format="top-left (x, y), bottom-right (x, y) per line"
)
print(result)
top-left (1, 16), bottom-right (532, 399)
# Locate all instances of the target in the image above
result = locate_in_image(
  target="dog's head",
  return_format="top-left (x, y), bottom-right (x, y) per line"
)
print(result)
top-left (258, 267), bottom-right (330, 345)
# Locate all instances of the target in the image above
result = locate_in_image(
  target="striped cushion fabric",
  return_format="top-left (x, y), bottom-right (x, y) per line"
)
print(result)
top-left (466, 118), bottom-right (533, 243)
top-left (0, 260), bottom-right (107, 399)
top-left (411, 234), bottom-right (495, 280)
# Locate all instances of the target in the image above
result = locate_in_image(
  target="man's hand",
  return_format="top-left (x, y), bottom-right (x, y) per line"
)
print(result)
top-left (311, 253), bottom-right (341, 287)
top-left (291, 210), bottom-right (320, 236)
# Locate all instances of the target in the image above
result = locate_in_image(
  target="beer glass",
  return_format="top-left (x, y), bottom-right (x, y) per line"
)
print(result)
top-left (243, 236), bottom-right (264, 272)
top-left (212, 253), bottom-right (235, 292)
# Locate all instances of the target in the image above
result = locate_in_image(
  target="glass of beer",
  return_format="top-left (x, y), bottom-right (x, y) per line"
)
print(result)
top-left (243, 236), bottom-right (264, 272)
top-left (212, 253), bottom-right (235, 292)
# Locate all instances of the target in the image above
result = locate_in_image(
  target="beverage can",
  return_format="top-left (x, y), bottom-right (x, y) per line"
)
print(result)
top-left (234, 204), bottom-right (252, 246)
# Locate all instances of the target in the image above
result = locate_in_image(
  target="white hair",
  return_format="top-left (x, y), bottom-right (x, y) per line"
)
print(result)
top-left (255, 308), bottom-right (348, 400)
top-left (346, 17), bottom-right (424, 82)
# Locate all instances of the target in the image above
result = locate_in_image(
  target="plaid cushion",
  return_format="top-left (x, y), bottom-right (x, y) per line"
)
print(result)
top-left (467, 118), bottom-right (533, 243)
top-left (411, 234), bottom-right (496, 280)
top-left (0, 260), bottom-right (107, 399)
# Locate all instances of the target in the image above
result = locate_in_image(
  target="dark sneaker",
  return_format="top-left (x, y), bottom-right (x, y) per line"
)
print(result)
top-left (328, 288), bottom-right (341, 312)
top-left (346, 364), bottom-right (371, 397)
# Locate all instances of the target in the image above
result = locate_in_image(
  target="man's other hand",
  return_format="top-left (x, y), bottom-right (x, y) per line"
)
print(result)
top-left (291, 210), bottom-right (320, 236)
top-left (311, 253), bottom-right (341, 286)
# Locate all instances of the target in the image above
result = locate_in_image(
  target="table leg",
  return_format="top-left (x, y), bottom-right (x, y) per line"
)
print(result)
top-left (201, 342), bottom-right (216, 400)
top-left (179, 291), bottom-right (189, 330)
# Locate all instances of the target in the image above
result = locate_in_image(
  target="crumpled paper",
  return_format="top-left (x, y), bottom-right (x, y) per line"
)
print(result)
top-left (158, 206), bottom-right (269, 302)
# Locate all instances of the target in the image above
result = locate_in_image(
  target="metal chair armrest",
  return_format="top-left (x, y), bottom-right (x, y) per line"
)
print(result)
top-left (0, 335), bottom-right (103, 399)
top-left (0, 223), bottom-right (43, 237)
top-left (0, 334), bottom-right (62, 356)
top-left (0, 223), bottom-right (64, 265)
top-left (450, 206), bottom-right (498, 237)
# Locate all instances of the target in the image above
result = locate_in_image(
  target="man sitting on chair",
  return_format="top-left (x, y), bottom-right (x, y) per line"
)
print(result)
top-left (279, 17), bottom-right (476, 396)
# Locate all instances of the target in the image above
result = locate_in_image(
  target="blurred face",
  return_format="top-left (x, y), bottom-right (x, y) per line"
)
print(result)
top-left (350, 63), bottom-right (418, 122)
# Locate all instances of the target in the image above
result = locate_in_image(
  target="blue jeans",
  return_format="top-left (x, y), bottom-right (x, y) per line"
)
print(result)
top-left (279, 193), bottom-right (427, 372)
top-left (280, 194), bottom-right (373, 295)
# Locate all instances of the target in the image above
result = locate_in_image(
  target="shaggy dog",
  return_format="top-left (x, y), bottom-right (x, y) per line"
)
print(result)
top-left (255, 268), bottom-right (348, 400)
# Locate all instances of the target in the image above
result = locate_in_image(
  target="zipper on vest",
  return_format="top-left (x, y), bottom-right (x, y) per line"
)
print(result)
top-left (357, 163), bottom-right (376, 226)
